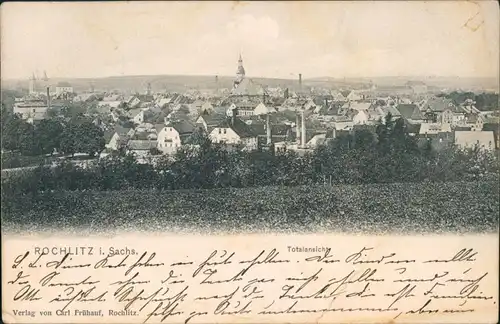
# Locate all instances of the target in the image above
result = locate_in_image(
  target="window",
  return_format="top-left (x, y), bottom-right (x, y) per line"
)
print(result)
top-left (223, 129), bottom-right (227, 134)
top-left (218, 129), bottom-right (221, 134)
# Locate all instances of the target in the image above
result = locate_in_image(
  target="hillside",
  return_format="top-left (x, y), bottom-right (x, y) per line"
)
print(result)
top-left (2, 181), bottom-right (498, 235)
top-left (2, 74), bottom-right (497, 93)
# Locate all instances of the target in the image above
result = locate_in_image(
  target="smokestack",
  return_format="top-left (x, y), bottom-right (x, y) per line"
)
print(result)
top-left (301, 110), bottom-right (306, 149)
top-left (296, 112), bottom-right (301, 146)
top-left (232, 107), bottom-right (237, 125)
top-left (299, 74), bottom-right (302, 92)
top-left (46, 87), bottom-right (51, 109)
top-left (266, 114), bottom-right (271, 145)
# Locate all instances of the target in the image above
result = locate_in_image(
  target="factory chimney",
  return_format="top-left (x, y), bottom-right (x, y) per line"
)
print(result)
top-left (299, 73), bottom-right (302, 92)
top-left (301, 109), bottom-right (306, 149)
top-left (296, 112), bottom-right (301, 146)
top-left (46, 87), bottom-right (51, 109)
top-left (232, 107), bottom-right (237, 126)
top-left (266, 113), bottom-right (272, 145)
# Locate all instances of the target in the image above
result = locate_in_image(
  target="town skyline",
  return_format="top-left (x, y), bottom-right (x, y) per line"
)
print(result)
top-left (2, 1), bottom-right (499, 81)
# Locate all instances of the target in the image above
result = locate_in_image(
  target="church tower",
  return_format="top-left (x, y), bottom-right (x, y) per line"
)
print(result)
top-left (235, 54), bottom-right (245, 84)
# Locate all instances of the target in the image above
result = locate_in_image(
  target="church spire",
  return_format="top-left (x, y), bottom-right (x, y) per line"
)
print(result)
top-left (236, 53), bottom-right (245, 83)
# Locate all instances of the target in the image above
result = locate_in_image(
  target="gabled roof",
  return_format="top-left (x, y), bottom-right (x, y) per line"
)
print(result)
top-left (231, 78), bottom-right (267, 96)
top-left (396, 104), bottom-right (423, 120)
top-left (377, 105), bottom-right (402, 117)
top-left (215, 117), bottom-right (256, 138)
top-left (198, 113), bottom-right (227, 126)
top-left (115, 125), bottom-right (133, 136)
top-left (426, 98), bottom-right (454, 112)
top-left (350, 102), bottom-right (373, 111)
top-left (166, 120), bottom-right (196, 135)
top-left (126, 108), bottom-right (143, 118)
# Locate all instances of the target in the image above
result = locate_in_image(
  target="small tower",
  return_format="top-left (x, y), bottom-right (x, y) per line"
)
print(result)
top-left (146, 82), bottom-right (152, 95)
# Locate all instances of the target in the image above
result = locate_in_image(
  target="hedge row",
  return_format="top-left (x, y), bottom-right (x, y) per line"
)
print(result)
top-left (2, 181), bottom-right (498, 234)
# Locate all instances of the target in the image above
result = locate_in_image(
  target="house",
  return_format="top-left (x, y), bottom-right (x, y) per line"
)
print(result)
top-left (254, 102), bottom-right (277, 115)
top-left (349, 102), bottom-right (372, 111)
top-left (454, 131), bottom-right (495, 151)
top-left (106, 126), bottom-right (134, 151)
top-left (332, 115), bottom-right (354, 131)
top-left (209, 115), bottom-right (258, 151)
top-left (156, 97), bottom-right (172, 109)
top-left (127, 108), bottom-right (144, 124)
top-left (196, 113), bottom-right (227, 133)
top-left (226, 101), bottom-right (259, 117)
top-left (465, 114), bottom-right (485, 131)
top-left (199, 102), bottom-right (214, 114)
top-left (353, 110), bottom-right (370, 125)
top-left (74, 93), bottom-right (97, 103)
top-left (127, 140), bottom-right (158, 162)
top-left (441, 107), bottom-right (466, 126)
top-left (346, 90), bottom-right (364, 102)
top-left (425, 98), bottom-right (456, 121)
top-left (103, 94), bottom-right (124, 102)
top-left (55, 82), bottom-right (73, 95)
top-left (396, 104), bottom-right (424, 124)
top-left (98, 100), bottom-right (123, 110)
top-left (125, 96), bottom-right (141, 109)
top-left (13, 101), bottom-right (48, 121)
top-left (157, 120), bottom-right (196, 154)
top-left (331, 91), bottom-right (347, 102)
top-left (417, 134), bottom-right (454, 151)
top-left (419, 123), bottom-right (452, 136)
top-left (482, 123), bottom-right (500, 149)
top-left (376, 106), bottom-right (401, 119)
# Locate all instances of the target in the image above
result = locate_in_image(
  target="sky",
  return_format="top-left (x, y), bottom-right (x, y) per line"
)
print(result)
top-left (1, 1), bottom-right (499, 80)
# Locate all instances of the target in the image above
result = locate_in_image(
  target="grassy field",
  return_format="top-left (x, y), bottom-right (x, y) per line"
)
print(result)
top-left (1, 181), bottom-right (498, 235)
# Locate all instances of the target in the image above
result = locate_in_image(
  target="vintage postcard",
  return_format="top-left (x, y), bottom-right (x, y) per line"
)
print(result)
top-left (1, 1), bottom-right (499, 323)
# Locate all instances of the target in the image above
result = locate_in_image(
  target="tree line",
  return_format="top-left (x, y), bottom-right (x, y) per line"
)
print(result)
top-left (2, 114), bottom-right (498, 208)
top-left (437, 91), bottom-right (499, 111)
top-left (1, 106), bottom-right (105, 158)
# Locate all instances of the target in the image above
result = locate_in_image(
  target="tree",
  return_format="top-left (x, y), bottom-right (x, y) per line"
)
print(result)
top-left (35, 119), bottom-right (64, 155)
top-left (1, 109), bottom-right (30, 151)
top-left (185, 127), bottom-right (211, 146)
top-left (18, 123), bottom-right (41, 156)
top-left (75, 120), bottom-right (105, 157)
top-left (60, 123), bottom-right (78, 157)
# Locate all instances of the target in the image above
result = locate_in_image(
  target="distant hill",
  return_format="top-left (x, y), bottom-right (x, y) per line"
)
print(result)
top-left (307, 76), bottom-right (499, 92)
top-left (1, 75), bottom-right (303, 94)
top-left (2, 74), bottom-right (498, 93)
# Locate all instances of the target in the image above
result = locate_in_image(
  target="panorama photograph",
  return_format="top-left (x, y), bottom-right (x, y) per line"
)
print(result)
top-left (1, 1), bottom-right (499, 235)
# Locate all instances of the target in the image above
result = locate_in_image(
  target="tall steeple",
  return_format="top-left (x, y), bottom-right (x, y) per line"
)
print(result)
top-left (235, 53), bottom-right (245, 83)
